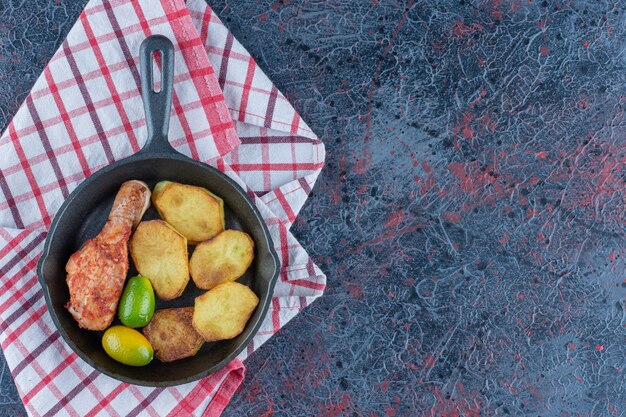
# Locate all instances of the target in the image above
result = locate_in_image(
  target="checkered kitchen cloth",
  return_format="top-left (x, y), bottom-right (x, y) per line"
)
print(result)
top-left (0, 0), bottom-right (326, 415)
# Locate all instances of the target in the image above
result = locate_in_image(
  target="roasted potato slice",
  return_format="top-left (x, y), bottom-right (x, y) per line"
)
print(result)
top-left (192, 282), bottom-right (259, 342)
top-left (130, 220), bottom-right (189, 300)
top-left (189, 230), bottom-right (255, 290)
top-left (152, 181), bottom-right (225, 244)
top-left (142, 307), bottom-right (204, 362)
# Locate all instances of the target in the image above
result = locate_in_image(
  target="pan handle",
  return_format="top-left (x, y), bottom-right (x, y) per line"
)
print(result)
top-left (139, 35), bottom-right (176, 154)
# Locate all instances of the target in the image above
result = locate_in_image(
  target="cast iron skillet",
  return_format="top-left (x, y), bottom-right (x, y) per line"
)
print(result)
top-left (37, 35), bottom-right (280, 386)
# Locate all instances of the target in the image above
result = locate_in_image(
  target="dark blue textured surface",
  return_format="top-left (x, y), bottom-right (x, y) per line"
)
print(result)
top-left (2, 1), bottom-right (626, 416)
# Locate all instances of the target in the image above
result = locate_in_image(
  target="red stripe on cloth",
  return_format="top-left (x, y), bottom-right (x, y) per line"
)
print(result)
top-left (214, 157), bottom-right (226, 172)
top-left (202, 360), bottom-right (245, 417)
top-left (43, 69), bottom-right (93, 178)
top-left (163, 4), bottom-right (189, 21)
top-left (121, 2), bottom-right (150, 51)
top-left (161, 0), bottom-right (239, 157)
top-left (278, 223), bottom-right (289, 282)
top-left (23, 398), bottom-right (43, 417)
top-left (247, 188), bottom-right (257, 200)
top-left (263, 217), bottom-right (283, 227)
top-left (226, 107), bottom-right (315, 133)
top-left (217, 32), bottom-right (234, 89)
top-left (7, 124), bottom-right (51, 226)
top-left (271, 297), bottom-right (281, 333)
top-left (229, 162), bottom-right (324, 171)
top-left (260, 130), bottom-right (271, 191)
top-left (238, 57), bottom-right (256, 122)
top-left (299, 177), bottom-right (312, 194)
top-left (228, 128), bottom-right (241, 172)
top-left (284, 266), bottom-right (309, 273)
top-left (260, 183), bottom-right (307, 205)
top-left (79, 13), bottom-right (141, 153)
top-left (306, 257), bottom-right (317, 278)
top-left (239, 135), bottom-right (320, 145)
top-left (287, 279), bottom-right (326, 291)
top-left (290, 112), bottom-right (301, 135)
top-left (290, 135), bottom-right (298, 181)
top-left (199, 5), bottom-right (212, 42)
top-left (205, 73), bottom-right (272, 96)
top-left (264, 86), bottom-right (278, 129)
top-left (274, 188), bottom-right (296, 223)
top-left (184, 65), bottom-right (218, 80)
top-left (203, 45), bottom-right (260, 66)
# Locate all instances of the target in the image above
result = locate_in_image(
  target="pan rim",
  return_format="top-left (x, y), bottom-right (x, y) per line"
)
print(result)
top-left (36, 152), bottom-right (281, 387)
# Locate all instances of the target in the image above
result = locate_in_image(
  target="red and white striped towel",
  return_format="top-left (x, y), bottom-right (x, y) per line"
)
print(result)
top-left (0, 0), bottom-right (326, 415)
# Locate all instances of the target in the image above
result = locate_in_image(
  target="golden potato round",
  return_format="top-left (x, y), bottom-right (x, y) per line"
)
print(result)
top-left (189, 230), bottom-right (255, 290)
top-left (129, 220), bottom-right (189, 300)
top-left (142, 307), bottom-right (204, 362)
top-left (152, 181), bottom-right (224, 244)
top-left (192, 282), bottom-right (259, 342)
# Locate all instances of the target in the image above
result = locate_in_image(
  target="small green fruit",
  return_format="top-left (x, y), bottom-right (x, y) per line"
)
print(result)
top-left (118, 275), bottom-right (155, 328)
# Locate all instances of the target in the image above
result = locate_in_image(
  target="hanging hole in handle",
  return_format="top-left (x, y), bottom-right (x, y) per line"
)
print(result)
top-left (152, 50), bottom-right (162, 93)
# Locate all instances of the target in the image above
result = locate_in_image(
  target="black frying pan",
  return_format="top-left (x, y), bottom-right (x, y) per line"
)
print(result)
top-left (36, 35), bottom-right (280, 386)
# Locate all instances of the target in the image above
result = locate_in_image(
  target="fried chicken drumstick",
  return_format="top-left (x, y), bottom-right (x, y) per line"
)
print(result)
top-left (65, 180), bottom-right (151, 330)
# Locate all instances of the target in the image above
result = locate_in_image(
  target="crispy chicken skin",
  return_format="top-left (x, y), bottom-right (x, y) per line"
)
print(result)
top-left (65, 180), bottom-right (151, 330)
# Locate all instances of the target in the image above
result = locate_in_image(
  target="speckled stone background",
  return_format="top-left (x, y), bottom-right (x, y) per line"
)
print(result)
top-left (2, 1), bottom-right (626, 416)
